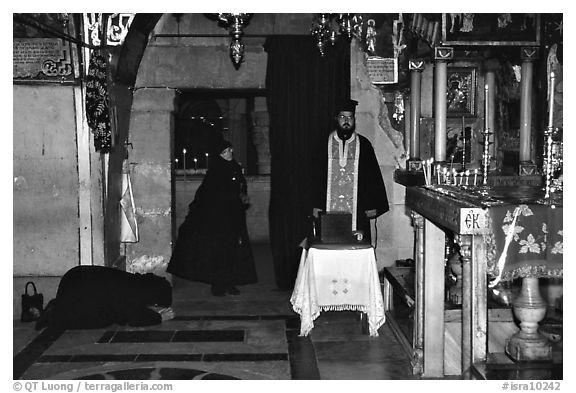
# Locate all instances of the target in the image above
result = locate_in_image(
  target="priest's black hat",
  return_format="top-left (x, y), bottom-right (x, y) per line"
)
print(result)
top-left (336, 99), bottom-right (358, 113)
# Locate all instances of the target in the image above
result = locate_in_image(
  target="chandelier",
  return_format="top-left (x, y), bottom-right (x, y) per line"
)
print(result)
top-left (208, 13), bottom-right (253, 68)
top-left (310, 13), bottom-right (363, 56)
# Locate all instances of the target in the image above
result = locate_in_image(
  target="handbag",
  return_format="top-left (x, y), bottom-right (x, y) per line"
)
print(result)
top-left (21, 281), bottom-right (44, 322)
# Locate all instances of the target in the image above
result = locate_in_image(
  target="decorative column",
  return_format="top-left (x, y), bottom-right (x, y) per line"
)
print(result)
top-left (407, 60), bottom-right (425, 171)
top-left (519, 47), bottom-right (539, 175)
top-left (411, 212), bottom-right (425, 375)
top-left (456, 235), bottom-right (473, 374)
top-left (506, 277), bottom-right (552, 361)
top-left (433, 47), bottom-right (454, 164)
top-left (251, 96), bottom-right (271, 174)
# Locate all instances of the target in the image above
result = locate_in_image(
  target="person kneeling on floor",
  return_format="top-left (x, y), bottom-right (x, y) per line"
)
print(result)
top-left (35, 265), bottom-right (174, 330)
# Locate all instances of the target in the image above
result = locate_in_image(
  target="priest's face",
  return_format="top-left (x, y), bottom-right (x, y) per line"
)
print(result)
top-left (336, 110), bottom-right (355, 139)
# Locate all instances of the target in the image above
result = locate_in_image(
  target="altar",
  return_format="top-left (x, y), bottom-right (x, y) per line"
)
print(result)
top-left (290, 245), bottom-right (385, 337)
top-left (394, 184), bottom-right (563, 378)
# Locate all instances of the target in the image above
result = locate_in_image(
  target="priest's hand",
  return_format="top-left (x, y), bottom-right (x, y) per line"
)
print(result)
top-left (312, 208), bottom-right (323, 219)
top-left (365, 209), bottom-right (378, 219)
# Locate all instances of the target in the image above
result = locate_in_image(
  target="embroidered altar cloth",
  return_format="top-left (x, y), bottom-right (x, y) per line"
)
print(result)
top-left (290, 247), bottom-right (385, 337)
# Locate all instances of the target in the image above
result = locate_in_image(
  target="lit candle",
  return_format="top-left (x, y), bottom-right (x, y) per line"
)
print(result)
top-left (182, 148), bottom-right (187, 170)
top-left (175, 158), bottom-right (179, 168)
top-left (484, 84), bottom-right (489, 131)
top-left (421, 160), bottom-right (428, 185)
top-left (205, 152), bottom-right (209, 169)
top-left (548, 71), bottom-right (555, 128)
top-left (194, 157), bottom-right (198, 171)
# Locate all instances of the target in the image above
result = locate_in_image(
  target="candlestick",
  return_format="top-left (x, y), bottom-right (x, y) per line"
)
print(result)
top-left (548, 72), bottom-right (555, 129)
top-left (461, 116), bottom-right (466, 170)
top-left (474, 169), bottom-right (478, 187)
top-left (182, 148), bottom-right (187, 170)
top-left (465, 170), bottom-right (470, 186)
top-left (484, 84), bottom-right (489, 131)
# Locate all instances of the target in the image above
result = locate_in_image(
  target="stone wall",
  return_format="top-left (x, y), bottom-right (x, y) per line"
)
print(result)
top-left (350, 40), bottom-right (415, 270)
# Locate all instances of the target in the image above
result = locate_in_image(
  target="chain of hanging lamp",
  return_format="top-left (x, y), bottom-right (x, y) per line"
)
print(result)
top-left (310, 13), bottom-right (364, 56)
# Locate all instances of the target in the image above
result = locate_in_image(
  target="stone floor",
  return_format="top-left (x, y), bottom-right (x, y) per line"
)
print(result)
top-left (13, 244), bottom-right (418, 380)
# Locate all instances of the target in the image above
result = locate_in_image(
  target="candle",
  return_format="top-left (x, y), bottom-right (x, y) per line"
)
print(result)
top-left (422, 160), bottom-right (428, 185)
top-left (182, 148), bottom-right (187, 170)
top-left (465, 170), bottom-right (470, 186)
top-left (474, 169), bottom-right (478, 186)
top-left (548, 71), bottom-right (555, 128)
top-left (443, 167), bottom-right (448, 184)
top-left (484, 84), bottom-right (489, 131)
top-left (194, 158), bottom-right (198, 171)
top-left (452, 168), bottom-right (457, 185)
top-left (175, 158), bottom-right (179, 168)
top-left (436, 165), bottom-right (441, 184)
top-left (205, 152), bottom-right (210, 169)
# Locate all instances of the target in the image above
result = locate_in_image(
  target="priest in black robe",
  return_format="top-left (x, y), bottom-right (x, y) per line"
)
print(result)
top-left (167, 139), bottom-right (258, 296)
top-left (311, 99), bottom-right (389, 243)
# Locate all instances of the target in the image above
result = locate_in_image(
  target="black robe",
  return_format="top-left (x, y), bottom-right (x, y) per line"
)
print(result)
top-left (36, 266), bottom-right (172, 330)
top-left (167, 157), bottom-right (258, 287)
top-left (312, 132), bottom-right (389, 242)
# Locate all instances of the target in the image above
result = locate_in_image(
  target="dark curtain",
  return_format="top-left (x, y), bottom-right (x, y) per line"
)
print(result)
top-left (264, 36), bottom-right (350, 290)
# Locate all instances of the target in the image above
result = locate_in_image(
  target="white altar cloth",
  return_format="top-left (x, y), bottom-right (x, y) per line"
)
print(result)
top-left (290, 246), bottom-right (385, 336)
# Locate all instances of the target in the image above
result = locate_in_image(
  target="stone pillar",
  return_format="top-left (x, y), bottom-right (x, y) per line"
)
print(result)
top-left (407, 60), bottom-right (425, 171)
top-left (251, 96), bottom-right (271, 174)
top-left (127, 87), bottom-right (177, 279)
top-left (411, 212), bottom-right (425, 375)
top-left (519, 47), bottom-right (539, 175)
top-left (433, 47), bottom-right (454, 164)
top-left (228, 98), bottom-right (248, 169)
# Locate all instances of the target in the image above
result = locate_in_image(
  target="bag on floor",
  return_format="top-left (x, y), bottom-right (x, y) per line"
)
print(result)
top-left (21, 281), bottom-right (44, 322)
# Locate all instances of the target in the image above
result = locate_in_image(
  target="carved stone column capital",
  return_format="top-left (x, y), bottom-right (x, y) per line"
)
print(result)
top-left (520, 46), bottom-right (539, 61)
top-left (411, 211), bottom-right (424, 228)
top-left (409, 60), bottom-right (425, 71)
top-left (434, 47), bottom-right (453, 61)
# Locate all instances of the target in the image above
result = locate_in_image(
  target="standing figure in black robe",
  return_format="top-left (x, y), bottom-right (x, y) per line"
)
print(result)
top-left (167, 139), bottom-right (258, 296)
top-left (312, 99), bottom-right (389, 243)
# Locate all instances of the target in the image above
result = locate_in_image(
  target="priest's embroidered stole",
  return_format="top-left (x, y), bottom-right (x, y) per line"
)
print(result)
top-left (326, 131), bottom-right (360, 230)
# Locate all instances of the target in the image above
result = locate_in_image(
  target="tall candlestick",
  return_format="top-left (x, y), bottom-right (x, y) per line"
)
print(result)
top-left (484, 84), bottom-right (489, 131)
top-left (548, 72), bottom-right (555, 128)
top-left (461, 116), bottom-right (466, 169)
top-left (182, 148), bottom-right (187, 170)
top-left (474, 169), bottom-right (478, 187)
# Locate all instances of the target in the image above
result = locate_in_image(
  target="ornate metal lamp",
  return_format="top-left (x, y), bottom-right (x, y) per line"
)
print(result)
top-left (208, 13), bottom-right (253, 68)
top-left (310, 13), bottom-right (362, 56)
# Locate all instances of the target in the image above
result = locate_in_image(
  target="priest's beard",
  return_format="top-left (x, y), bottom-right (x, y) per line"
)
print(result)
top-left (336, 123), bottom-right (356, 140)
